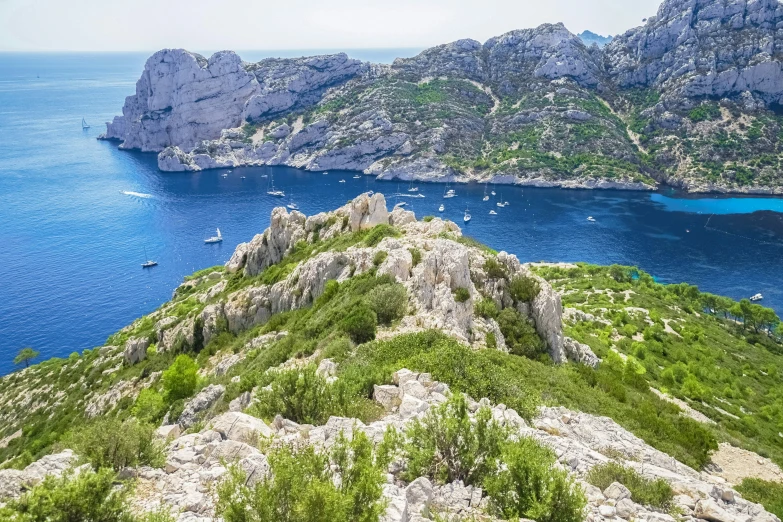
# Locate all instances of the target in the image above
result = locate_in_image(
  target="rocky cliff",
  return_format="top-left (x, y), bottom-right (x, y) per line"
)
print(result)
top-left (101, 0), bottom-right (783, 193)
top-left (1, 194), bottom-right (782, 521)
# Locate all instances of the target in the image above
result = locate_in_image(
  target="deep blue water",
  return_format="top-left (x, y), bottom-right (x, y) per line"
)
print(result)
top-left (1, 53), bottom-right (782, 375)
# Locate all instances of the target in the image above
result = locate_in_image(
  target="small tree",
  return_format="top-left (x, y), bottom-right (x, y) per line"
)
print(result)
top-left (14, 347), bottom-right (39, 368)
top-left (162, 354), bottom-right (198, 402)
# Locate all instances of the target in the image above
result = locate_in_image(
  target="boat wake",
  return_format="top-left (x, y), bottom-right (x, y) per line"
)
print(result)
top-left (121, 190), bottom-right (154, 199)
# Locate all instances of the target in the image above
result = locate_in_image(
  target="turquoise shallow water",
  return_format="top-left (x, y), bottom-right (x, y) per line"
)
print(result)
top-left (1, 52), bottom-right (782, 375)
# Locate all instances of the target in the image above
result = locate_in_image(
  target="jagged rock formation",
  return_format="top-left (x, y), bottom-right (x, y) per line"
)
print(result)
top-left (101, 0), bottom-right (783, 193)
top-left (578, 30), bottom-right (614, 47)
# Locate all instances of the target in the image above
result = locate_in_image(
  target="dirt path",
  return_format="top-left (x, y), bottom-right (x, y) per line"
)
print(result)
top-left (711, 442), bottom-right (783, 485)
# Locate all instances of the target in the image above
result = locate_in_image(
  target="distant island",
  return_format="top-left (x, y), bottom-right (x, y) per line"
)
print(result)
top-left (101, 0), bottom-right (783, 194)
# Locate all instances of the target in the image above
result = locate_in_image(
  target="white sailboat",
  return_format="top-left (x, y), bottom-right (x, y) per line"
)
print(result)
top-left (81, 118), bottom-right (90, 130)
top-left (489, 210), bottom-right (497, 215)
top-left (408, 181), bottom-right (419, 192)
top-left (483, 183), bottom-right (489, 201)
top-left (287, 193), bottom-right (299, 210)
top-left (266, 174), bottom-right (285, 197)
top-left (205, 228), bottom-right (223, 244)
top-left (339, 179), bottom-right (346, 183)
top-left (463, 207), bottom-right (472, 223)
top-left (141, 247), bottom-right (157, 268)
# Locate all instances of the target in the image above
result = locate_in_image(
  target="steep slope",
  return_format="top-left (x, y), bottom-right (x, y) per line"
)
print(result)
top-left (1, 194), bottom-right (782, 521)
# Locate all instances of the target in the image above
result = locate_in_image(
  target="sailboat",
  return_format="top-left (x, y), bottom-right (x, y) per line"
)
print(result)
top-left (205, 228), bottom-right (223, 244)
top-left (287, 193), bottom-right (299, 210)
top-left (491, 182), bottom-right (496, 196)
top-left (141, 247), bottom-right (157, 268)
top-left (489, 210), bottom-right (497, 215)
top-left (408, 181), bottom-right (419, 193)
top-left (496, 194), bottom-right (506, 208)
top-left (463, 207), bottom-right (472, 223)
top-left (483, 183), bottom-right (489, 201)
top-left (266, 174), bottom-right (285, 197)
top-left (81, 118), bottom-right (90, 130)
top-left (443, 183), bottom-right (456, 199)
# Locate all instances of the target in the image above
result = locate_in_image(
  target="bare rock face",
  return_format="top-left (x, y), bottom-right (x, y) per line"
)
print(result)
top-left (0, 450), bottom-right (78, 500)
top-left (101, 50), bottom-right (363, 154)
top-left (605, 0), bottom-right (783, 106)
top-left (177, 384), bottom-right (225, 429)
top-left (102, 50), bottom-right (260, 152)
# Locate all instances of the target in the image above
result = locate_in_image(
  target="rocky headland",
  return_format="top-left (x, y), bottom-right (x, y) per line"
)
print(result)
top-left (100, 0), bottom-right (783, 194)
top-left (1, 193), bottom-right (783, 521)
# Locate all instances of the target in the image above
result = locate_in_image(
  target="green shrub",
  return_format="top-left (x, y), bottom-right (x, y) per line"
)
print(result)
top-left (403, 393), bottom-right (507, 485)
top-left (162, 354), bottom-right (198, 402)
top-left (475, 298), bottom-right (499, 319)
top-left (688, 103), bottom-right (721, 122)
top-left (342, 306), bottom-right (378, 344)
top-left (484, 438), bottom-right (586, 522)
top-left (586, 462), bottom-right (673, 511)
top-left (423, 216), bottom-right (435, 222)
top-left (367, 284), bottom-right (408, 325)
top-left (486, 331), bottom-right (498, 349)
top-left (132, 389), bottom-right (166, 423)
top-left (364, 224), bottom-right (400, 247)
top-left (3, 468), bottom-right (133, 522)
top-left (509, 276), bottom-right (540, 303)
top-left (497, 308), bottom-right (546, 359)
top-left (65, 417), bottom-right (165, 471)
top-left (609, 265), bottom-right (632, 283)
top-left (484, 257), bottom-right (508, 279)
top-left (372, 251), bottom-right (388, 267)
top-left (736, 478), bottom-right (783, 519)
top-left (255, 365), bottom-right (379, 425)
top-left (409, 248), bottom-right (422, 267)
top-left (453, 287), bottom-right (471, 303)
top-left (216, 430), bottom-right (388, 522)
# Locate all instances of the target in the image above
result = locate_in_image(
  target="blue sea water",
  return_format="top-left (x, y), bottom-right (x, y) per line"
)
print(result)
top-left (1, 52), bottom-right (782, 375)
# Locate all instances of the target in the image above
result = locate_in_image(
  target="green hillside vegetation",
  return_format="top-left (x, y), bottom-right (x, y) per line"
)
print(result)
top-left (1, 223), bottom-right (783, 519)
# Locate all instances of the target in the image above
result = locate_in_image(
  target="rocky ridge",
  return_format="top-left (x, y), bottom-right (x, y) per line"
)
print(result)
top-left (101, 0), bottom-right (783, 193)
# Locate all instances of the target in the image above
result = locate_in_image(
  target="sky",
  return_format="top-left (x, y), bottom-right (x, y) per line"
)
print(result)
top-left (0, 0), bottom-right (663, 53)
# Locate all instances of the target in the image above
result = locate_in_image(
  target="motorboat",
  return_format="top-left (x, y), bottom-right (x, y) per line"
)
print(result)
top-left (463, 208), bottom-right (471, 223)
top-left (587, 216), bottom-right (596, 222)
top-left (205, 228), bottom-right (223, 244)
top-left (750, 293), bottom-right (764, 302)
top-left (439, 204), bottom-right (445, 212)
top-left (489, 210), bottom-right (497, 215)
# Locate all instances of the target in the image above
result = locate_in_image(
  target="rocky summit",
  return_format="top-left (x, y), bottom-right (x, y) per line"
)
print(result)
top-left (100, 0), bottom-right (783, 194)
top-left (1, 193), bottom-right (783, 521)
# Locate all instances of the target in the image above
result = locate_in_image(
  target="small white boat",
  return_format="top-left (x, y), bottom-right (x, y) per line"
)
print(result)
top-left (81, 117), bottom-right (90, 130)
top-left (266, 174), bottom-right (285, 197)
top-left (489, 210), bottom-right (497, 215)
top-left (395, 202), bottom-right (408, 208)
top-left (750, 293), bottom-right (764, 302)
top-left (339, 179), bottom-right (346, 183)
top-left (221, 173), bottom-right (228, 178)
top-left (444, 189), bottom-right (456, 199)
top-left (483, 183), bottom-right (489, 201)
top-left (323, 171), bottom-right (329, 175)
top-left (141, 247), bottom-right (157, 268)
top-left (408, 185), bottom-right (419, 192)
top-left (496, 201), bottom-right (505, 208)
top-left (240, 176), bottom-right (246, 179)
top-left (227, 170), bottom-right (232, 173)
top-left (587, 216), bottom-right (596, 222)
top-left (261, 174), bottom-right (268, 178)
top-left (463, 208), bottom-right (471, 223)
top-left (287, 203), bottom-right (299, 210)
top-left (353, 175), bottom-right (361, 179)
top-left (439, 204), bottom-right (445, 212)
top-left (205, 228), bottom-right (223, 244)
top-left (483, 196), bottom-right (490, 202)
top-left (491, 191), bottom-right (496, 196)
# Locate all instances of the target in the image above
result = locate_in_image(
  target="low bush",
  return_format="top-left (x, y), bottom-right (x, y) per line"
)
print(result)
top-left (484, 257), bottom-right (508, 279)
top-left (736, 478), bottom-right (783, 519)
top-left (216, 430), bottom-right (389, 522)
top-left (586, 462), bottom-right (673, 511)
top-left (342, 306), bottom-right (377, 344)
top-left (497, 308), bottom-right (546, 359)
top-left (254, 365), bottom-right (381, 425)
top-left (509, 276), bottom-right (540, 303)
top-left (367, 284), bottom-right (408, 325)
top-left (453, 287), bottom-right (471, 303)
top-left (372, 251), bottom-right (388, 267)
top-left (409, 248), bottom-right (422, 266)
top-left (162, 354), bottom-right (198, 402)
top-left (402, 393), bottom-right (507, 485)
top-left (2, 467), bottom-right (133, 522)
top-left (485, 438), bottom-right (586, 522)
top-left (65, 417), bottom-right (165, 471)
top-left (132, 389), bottom-right (166, 423)
top-left (475, 298), bottom-right (499, 319)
